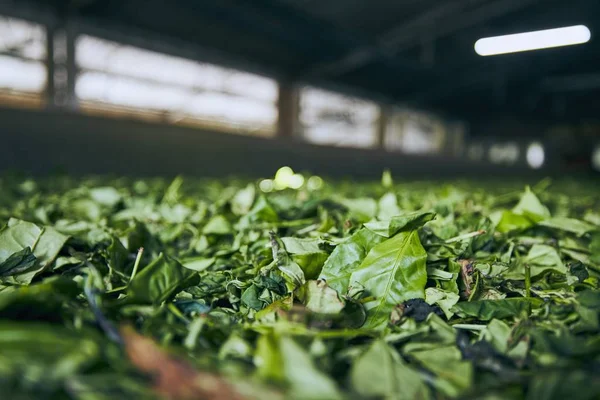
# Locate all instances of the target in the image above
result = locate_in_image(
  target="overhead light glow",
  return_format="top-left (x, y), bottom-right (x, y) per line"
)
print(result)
top-left (475, 25), bottom-right (591, 56)
top-left (526, 142), bottom-right (545, 169)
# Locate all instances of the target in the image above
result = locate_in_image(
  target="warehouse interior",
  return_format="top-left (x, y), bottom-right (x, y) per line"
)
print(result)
top-left (1, 0), bottom-right (599, 177)
top-left (3, 2), bottom-right (600, 399)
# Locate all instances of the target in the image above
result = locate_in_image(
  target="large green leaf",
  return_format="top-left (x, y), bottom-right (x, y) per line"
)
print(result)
top-left (0, 218), bottom-right (69, 284)
top-left (377, 192), bottom-right (402, 220)
top-left (106, 235), bottom-right (130, 275)
top-left (505, 244), bottom-right (566, 279)
top-left (336, 197), bottom-right (377, 222)
top-left (202, 215), bottom-right (232, 235)
top-left (364, 211), bottom-right (436, 238)
top-left (0, 276), bottom-right (79, 321)
top-left (301, 280), bottom-right (345, 315)
top-left (512, 187), bottom-right (550, 222)
top-left (127, 253), bottom-right (199, 304)
top-left (281, 237), bottom-right (329, 280)
top-left (407, 345), bottom-right (472, 397)
top-left (425, 287), bottom-right (459, 319)
top-left (0, 247), bottom-right (36, 277)
top-left (255, 332), bottom-right (342, 400)
top-left (181, 256), bottom-right (215, 272)
top-left (538, 217), bottom-right (598, 236)
top-left (492, 210), bottom-right (535, 233)
top-left (350, 230), bottom-right (428, 329)
top-left (350, 340), bottom-right (429, 400)
top-left (319, 228), bottom-right (385, 295)
top-left (452, 298), bottom-right (543, 320)
top-left (492, 187), bottom-right (551, 233)
top-left (231, 183), bottom-right (256, 216)
top-left (0, 322), bottom-right (99, 388)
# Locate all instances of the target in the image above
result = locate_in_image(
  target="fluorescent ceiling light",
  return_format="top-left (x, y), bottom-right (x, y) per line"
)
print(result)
top-left (475, 25), bottom-right (591, 56)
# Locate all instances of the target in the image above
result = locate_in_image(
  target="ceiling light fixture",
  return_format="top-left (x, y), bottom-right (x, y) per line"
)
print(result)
top-left (475, 25), bottom-right (591, 56)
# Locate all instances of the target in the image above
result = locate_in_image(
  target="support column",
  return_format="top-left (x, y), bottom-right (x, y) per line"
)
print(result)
top-left (45, 24), bottom-right (55, 107)
top-left (443, 121), bottom-right (466, 157)
top-left (66, 21), bottom-right (77, 109)
top-left (277, 81), bottom-right (299, 139)
top-left (377, 105), bottom-right (391, 150)
top-left (46, 18), bottom-right (78, 110)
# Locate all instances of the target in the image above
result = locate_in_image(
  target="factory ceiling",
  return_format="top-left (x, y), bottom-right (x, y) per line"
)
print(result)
top-left (4, 0), bottom-right (600, 121)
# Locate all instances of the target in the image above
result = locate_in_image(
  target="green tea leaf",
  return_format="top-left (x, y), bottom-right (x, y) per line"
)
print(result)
top-left (302, 280), bottom-right (345, 315)
top-left (538, 217), bottom-right (598, 236)
top-left (319, 228), bottom-right (385, 294)
top-left (408, 345), bottom-right (472, 397)
top-left (0, 247), bottom-right (36, 277)
top-left (0, 218), bottom-right (69, 283)
top-left (452, 298), bottom-right (543, 320)
top-left (0, 322), bottom-right (99, 388)
top-left (505, 244), bottom-right (566, 279)
top-left (203, 215), bottom-right (232, 235)
top-left (351, 340), bottom-right (429, 400)
top-left (425, 287), bottom-right (460, 319)
top-left (281, 237), bottom-right (329, 280)
top-left (512, 187), bottom-right (551, 222)
top-left (181, 257), bottom-right (215, 272)
top-left (377, 192), bottom-right (402, 220)
top-left (364, 211), bottom-right (436, 238)
top-left (231, 183), bottom-right (256, 216)
top-left (350, 230), bottom-right (428, 329)
top-left (127, 253), bottom-right (199, 304)
top-left (255, 332), bottom-right (342, 400)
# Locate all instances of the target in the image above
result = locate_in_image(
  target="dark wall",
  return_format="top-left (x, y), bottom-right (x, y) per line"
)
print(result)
top-left (0, 107), bottom-right (554, 180)
top-left (467, 114), bottom-right (600, 172)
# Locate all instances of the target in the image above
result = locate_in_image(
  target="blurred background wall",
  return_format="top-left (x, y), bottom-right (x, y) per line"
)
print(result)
top-left (0, 0), bottom-right (598, 178)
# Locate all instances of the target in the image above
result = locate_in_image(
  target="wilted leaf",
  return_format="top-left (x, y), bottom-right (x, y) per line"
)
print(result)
top-left (302, 280), bottom-right (345, 315)
top-left (121, 326), bottom-right (246, 400)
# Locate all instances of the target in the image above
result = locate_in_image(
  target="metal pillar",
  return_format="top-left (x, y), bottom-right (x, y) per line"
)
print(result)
top-left (277, 81), bottom-right (299, 139)
top-left (46, 18), bottom-right (78, 110)
top-left (377, 105), bottom-right (391, 150)
top-left (45, 24), bottom-right (55, 107)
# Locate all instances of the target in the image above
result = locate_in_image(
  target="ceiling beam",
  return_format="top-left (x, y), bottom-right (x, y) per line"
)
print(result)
top-left (244, 0), bottom-right (426, 75)
top-left (380, 0), bottom-right (543, 53)
top-left (541, 74), bottom-right (600, 92)
top-left (408, 44), bottom-right (599, 107)
top-left (304, 0), bottom-right (543, 79)
top-left (0, 0), bottom-right (58, 24)
top-left (301, 0), bottom-right (480, 78)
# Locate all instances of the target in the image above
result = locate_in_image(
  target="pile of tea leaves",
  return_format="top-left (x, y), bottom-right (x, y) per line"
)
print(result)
top-left (1, 172), bottom-right (600, 400)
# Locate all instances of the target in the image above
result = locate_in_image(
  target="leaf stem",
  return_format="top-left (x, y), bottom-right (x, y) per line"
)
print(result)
top-left (524, 263), bottom-right (531, 298)
top-left (358, 296), bottom-right (377, 304)
top-left (445, 230), bottom-right (486, 244)
top-left (30, 227), bottom-right (45, 252)
top-left (130, 247), bottom-right (144, 281)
